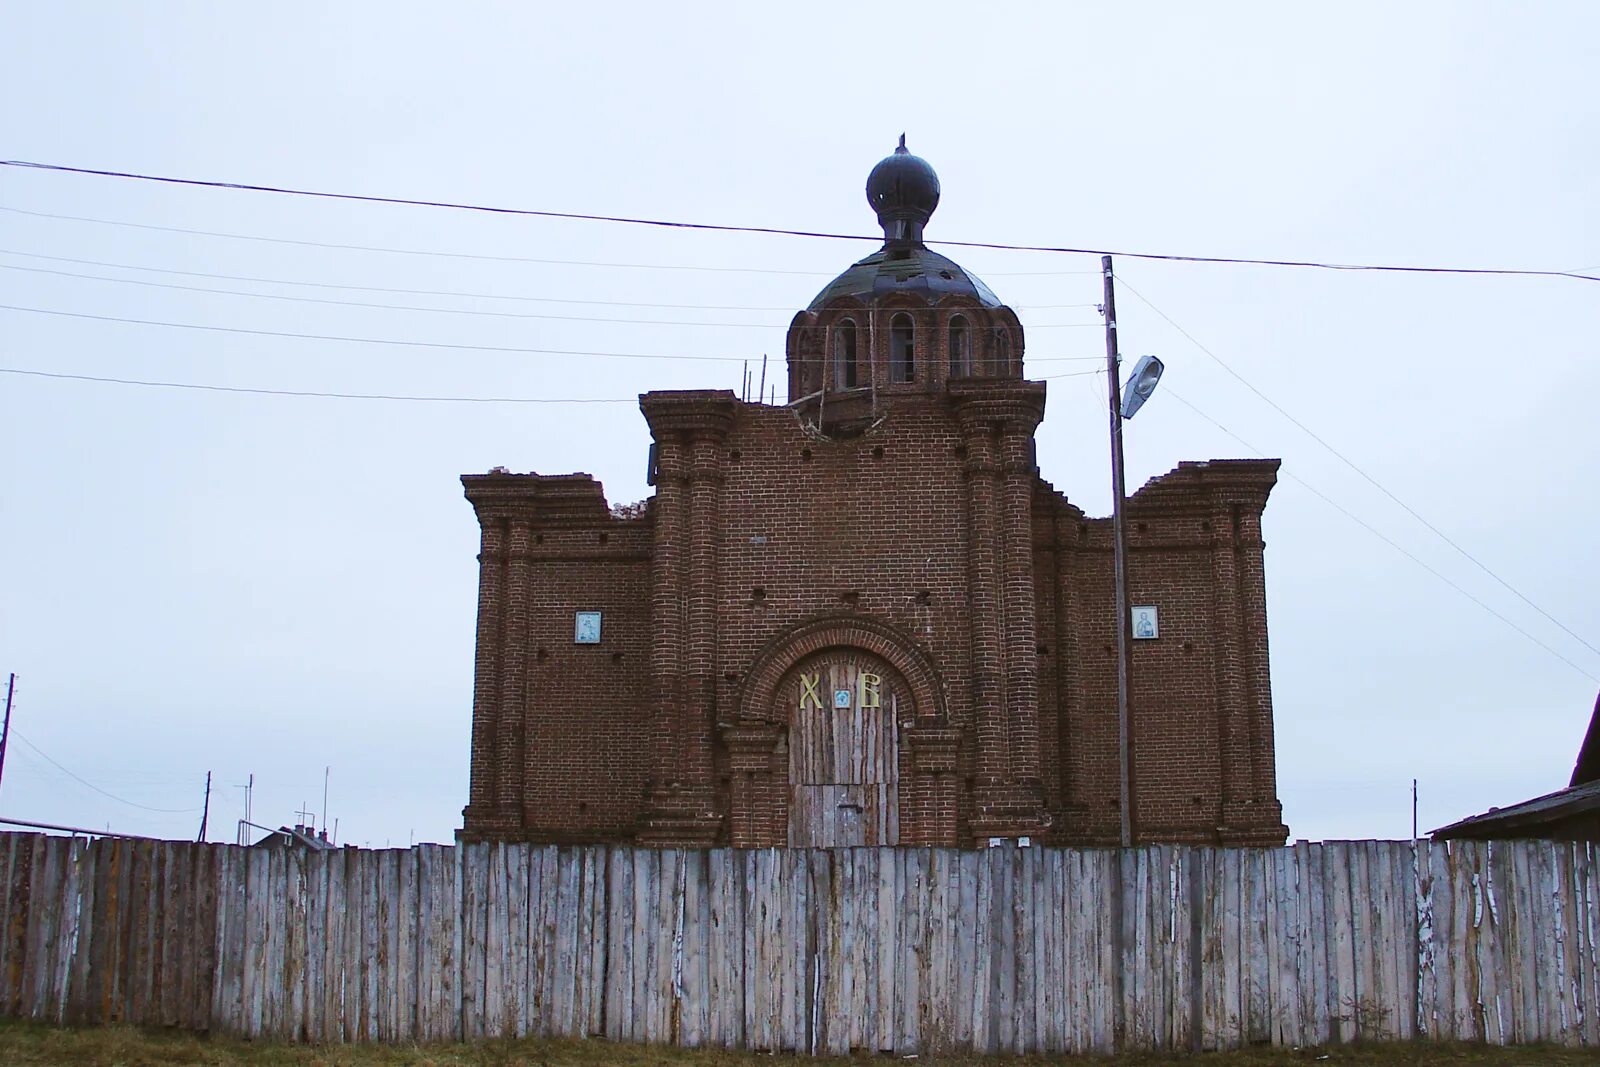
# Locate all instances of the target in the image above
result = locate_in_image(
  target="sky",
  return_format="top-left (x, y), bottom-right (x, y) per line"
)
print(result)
top-left (1, 3), bottom-right (1596, 847)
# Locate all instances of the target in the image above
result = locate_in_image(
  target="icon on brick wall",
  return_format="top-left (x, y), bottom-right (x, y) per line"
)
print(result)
top-left (574, 611), bottom-right (602, 644)
top-left (1132, 605), bottom-right (1159, 640)
top-left (833, 689), bottom-right (851, 709)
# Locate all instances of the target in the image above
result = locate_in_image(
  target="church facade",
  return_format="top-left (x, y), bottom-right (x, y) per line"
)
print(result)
top-left (460, 142), bottom-right (1289, 849)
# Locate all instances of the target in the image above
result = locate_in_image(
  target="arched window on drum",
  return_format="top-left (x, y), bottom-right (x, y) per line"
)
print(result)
top-left (993, 327), bottom-right (1012, 376)
top-left (948, 315), bottom-right (970, 378)
top-left (832, 318), bottom-right (859, 389)
top-left (891, 313), bottom-right (915, 383)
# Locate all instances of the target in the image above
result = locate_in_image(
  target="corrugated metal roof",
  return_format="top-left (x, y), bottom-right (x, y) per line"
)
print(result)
top-left (1430, 778), bottom-right (1600, 838)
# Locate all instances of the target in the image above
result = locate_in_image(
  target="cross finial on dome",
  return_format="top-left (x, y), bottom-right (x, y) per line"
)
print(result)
top-left (897, 132), bottom-right (907, 152)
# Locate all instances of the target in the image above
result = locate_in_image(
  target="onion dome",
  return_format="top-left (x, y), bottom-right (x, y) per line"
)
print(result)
top-left (806, 136), bottom-right (1001, 311)
top-left (866, 134), bottom-right (940, 245)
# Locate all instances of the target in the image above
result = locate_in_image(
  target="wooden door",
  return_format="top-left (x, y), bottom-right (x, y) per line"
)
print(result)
top-left (786, 652), bottom-right (901, 847)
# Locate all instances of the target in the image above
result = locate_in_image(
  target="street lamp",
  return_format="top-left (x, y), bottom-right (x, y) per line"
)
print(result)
top-left (1121, 354), bottom-right (1165, 420)
top-left (1101, 256), bottom-right (1164, 849)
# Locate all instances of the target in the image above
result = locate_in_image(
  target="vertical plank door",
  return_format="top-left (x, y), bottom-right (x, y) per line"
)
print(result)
top-left (787, 654), bottom-right (901, 848)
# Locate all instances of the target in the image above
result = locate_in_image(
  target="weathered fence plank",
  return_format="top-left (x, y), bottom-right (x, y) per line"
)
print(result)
top-left (0, 833), bottom-right (1595, 1054)
top-left (1579, 843), bottom-right (1598, 1046)
top-left (458, 842), bottom-right (485, 1041)
top-left (703, 847), bottom-right (737, 1047)
top-left (324, 847), bottom-right (349, 1042)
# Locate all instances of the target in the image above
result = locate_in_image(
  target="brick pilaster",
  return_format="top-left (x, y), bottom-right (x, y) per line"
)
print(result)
top-left (493, 517), bottom-right (532, 823)
top-left (1050, 509), bottom-right (1091, 840)
top-left (999, 422), bottom-right (1044, 792)
top-left (637, 391), bottom-right (736, 846)
top-left (462, 513), bottom-right (505, 830)
top-left (961, 420), bottom-right (1007, 794)
top-left (648, 432), bottom-right (687, 781)
top-left (954, 383), bottom-right (1050, 842)
top-left (1234, 506), bottom-right (1288, 843)
top-left (1210, 501), bottom-right (1255, 838)
top-left (684, 430), bottom-right (724, 786)
top-left (904, 724), bottom-right (961, 845)
top-left (724, 724), bottom-right (782, 847)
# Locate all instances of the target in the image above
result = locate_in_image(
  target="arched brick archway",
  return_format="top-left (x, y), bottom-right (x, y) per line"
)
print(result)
top-left (722, 615), bottom-right (956, 847)
top-left (735, 614), bottom-right (947, 726)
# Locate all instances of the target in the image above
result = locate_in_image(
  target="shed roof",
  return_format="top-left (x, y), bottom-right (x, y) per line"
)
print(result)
top-left (1430, 778), bottom-right (1600, 839)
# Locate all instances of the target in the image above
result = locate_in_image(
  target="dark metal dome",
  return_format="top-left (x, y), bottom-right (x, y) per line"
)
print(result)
top-left (807, 246), bottom-right (1002, 311)
top-left (806, 136), bottom-right (1001, 311)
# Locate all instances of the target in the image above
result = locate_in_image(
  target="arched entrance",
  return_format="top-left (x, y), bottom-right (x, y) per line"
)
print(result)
top-left (781, 649), bottom-right (905, 847)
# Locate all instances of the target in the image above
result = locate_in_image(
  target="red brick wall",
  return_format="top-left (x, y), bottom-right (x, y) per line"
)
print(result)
top-left (1035, 463), bottom-right (1287, 846)
top-left (462, 415), bottom-right (1287, 848)
top-left (715, 400), bottom-right (977, 843)
top-left (459, 475), bottom-right (653, 843)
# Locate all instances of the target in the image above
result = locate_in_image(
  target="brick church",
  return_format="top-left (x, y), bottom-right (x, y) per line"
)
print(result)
top-left (460, 141), bottom-right (1289, 849)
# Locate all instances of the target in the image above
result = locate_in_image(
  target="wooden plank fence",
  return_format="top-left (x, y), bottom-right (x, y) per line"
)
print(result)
top-left (0, 833), bottom-right (1596, 1051)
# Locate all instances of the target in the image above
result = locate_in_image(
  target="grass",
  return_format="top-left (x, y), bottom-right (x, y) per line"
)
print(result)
top-left (0, 1022), bottom-right (1594, 1067)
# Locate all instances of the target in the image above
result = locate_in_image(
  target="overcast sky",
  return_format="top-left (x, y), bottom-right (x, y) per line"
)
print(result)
top-left (1, 4), bottom-right (1596, 847)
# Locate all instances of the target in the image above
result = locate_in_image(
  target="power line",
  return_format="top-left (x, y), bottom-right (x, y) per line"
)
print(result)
top-left (0, 245), bottom-right (1102, 311)
top-left (1, 365), bottom-right (1101, 403)
top-left (0, 205), bottom-right (835, 276)
top-left (8, 729), bottom-right (201, 813)
top-left (0, 367), bottom-right (639, 402)
top-left (4, 160), bottom-right (1595, 284)
top-left (0, 303), bottom-right (757, 363)
top-left (1116, 274), bottom-right (1600, 663)
top-left (1163, 387), bottom-right (1599, 685)
top-left (0, 262), bottom-right (1104, 330)
top-left (0, 207), bottom-right (1100, 279)
top-left (0, 302), bottom-right (1103, 365)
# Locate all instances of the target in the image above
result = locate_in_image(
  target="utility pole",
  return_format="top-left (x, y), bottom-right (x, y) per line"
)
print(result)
top-left (197, 771), bottom-right (212, 842)
top-left (235, 773), bottom-right (253, 845)
top-left (1102, 256), bottom-right (1135, 849)
top-left (0, 673), bottom-right (14, 795)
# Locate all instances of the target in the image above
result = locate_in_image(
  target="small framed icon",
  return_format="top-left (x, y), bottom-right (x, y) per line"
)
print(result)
top-left (1132, 605), bottom-right (1159, 640)
top-left (574, 611), bottom-right (602, 644)
top-left (833, 689), bottom-right (852, 709)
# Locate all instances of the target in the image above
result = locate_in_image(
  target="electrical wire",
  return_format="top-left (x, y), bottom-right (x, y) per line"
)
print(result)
top-left (0, 303), bottom-right (748, 363)
top-left (0, 246), bottom-right (1102, 312)
top-left (0, 262), bottom-right (1105, 330)
top-left (8, 730), bottom-right (201, 813)
top-left (0, 205), bottom-right (834, 276)
top-left (0, 367), bottom-right (640, 402)
top-left (0, 365), bottom-right (1101, 403)
top-left (4, 160), bottom-right (1595, 284)
top-left (1161, 387), bottom-right (1598, 685)
top-left (1115, 274), bottom-right (1600, 663)
top-left (0, 302), bottom-right (1103, 364)
top-left (0, 207), bottom-right (1098, 279)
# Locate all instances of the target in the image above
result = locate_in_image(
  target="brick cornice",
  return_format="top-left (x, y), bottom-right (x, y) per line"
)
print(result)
top-left (1130, 459), bottom-right (1280, 510)
top-left (640, 389), bottom-right (738, 439)
top-left (948, 380), bottom-right (1047, 431)
top-left (462, 472), bottom-right (611, 523)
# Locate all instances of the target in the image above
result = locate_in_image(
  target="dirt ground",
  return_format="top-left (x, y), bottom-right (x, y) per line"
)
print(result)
top-left (0, 1022), bottom-right (1595, 1067)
